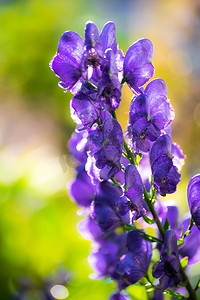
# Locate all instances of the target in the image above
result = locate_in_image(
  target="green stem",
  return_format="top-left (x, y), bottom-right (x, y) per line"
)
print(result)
top-left (143, 186), bottom-right (165, 239)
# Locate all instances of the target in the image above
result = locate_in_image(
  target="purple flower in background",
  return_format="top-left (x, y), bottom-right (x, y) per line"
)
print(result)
top-left (109, 291), bottom-right (130, 300)
top-left (152, 229), bottom-right (182, 290)
top-left (78, 216), bottom-right (103, 241)
top-left (124, 165), bottom-right (146, 221)
top-left (187, 174), bottom-right (200, 230)
top-left (150, 134), bottom-right (181, 196)
top-left (123, 39), bottom-right (154, 91)
top-left (68, 127), bottom-right (89, 165)
top-left (68, 169), bottom-right (94, 207)
top-left (128, 79), bottom-right (174, 152)
top-left (87, 117), bottom-right (123, 181)
top-left (116, 230), bottom-right (152, 285)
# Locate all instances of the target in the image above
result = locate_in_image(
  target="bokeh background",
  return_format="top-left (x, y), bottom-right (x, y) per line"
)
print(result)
top-left (1, 0), bottom-right (200, 299)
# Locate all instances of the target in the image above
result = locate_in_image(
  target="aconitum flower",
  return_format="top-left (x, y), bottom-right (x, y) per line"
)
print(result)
top-left (150, 134), bottom-right (181, 196)
top-left (50, 21), bottom-right (122, 93)
top-left (116, 230), bottom-right (152, 285)
top-left (86, 117), bottom-right (123, 181)
top-left (124, 164), bottom-right (146, 220)
top-left (78, 216), bottom-right (103, 241)
top-left (109, 291), bottom-right (130, 300)
top-left (187, 174), bottom-right (200, 230)
top-left (152, 229), bottom-right (182, 290)
top-left (88, 233), bottom-right (127, 279)
top-left (123, 39), bottom-right (154, 91)
top-left (92, 181), bottom-right (130, 233)
top-left (68, 169), bottom-right (94, 207)
top-left (128, 79), bottom-right (174, 152)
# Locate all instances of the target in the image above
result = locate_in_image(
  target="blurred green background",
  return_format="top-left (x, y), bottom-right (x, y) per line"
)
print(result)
top-left (1, 0), bottom-right (200, 299)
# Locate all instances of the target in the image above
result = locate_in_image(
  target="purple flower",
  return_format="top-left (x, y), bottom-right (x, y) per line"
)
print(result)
top-left (50, 31), bottom-right (84, 92)
top-left (70, 91), bottom-right (99, 129)
top-left (92, 181), bottom-right (130, 234)
top-left (50, 21), bottom-right (122, 92)
top-left (152, 229), bottom-right (182, 290)
top-left (150, 135), bottom-right (181, 196)
top-left (128, 79), bottom-right (174, 152)
top-left (87, 117), bottom-right (123, 181)
top-left (116, 230), bottom-right (152, 285)
top-left (108, 291), bottom-right (130, 300)
top-left (124, 165), bottom-right (146, 221)
top-left (123, 39), bottom-right (154, 91)
top-left (78, 216), bottom-right (103, 241)
top-left (151, 289), bottom-right (163, 300)
top-left (88, 233), bottom-right (127, 279)
top-left (68, 127), bottom-right (89, 164)
top-left (187, 174), bottom-right (200, 230)
top-left (97, 49), bottom-right (121, 110)
top-left (68, 169), bottom-right (94, 207)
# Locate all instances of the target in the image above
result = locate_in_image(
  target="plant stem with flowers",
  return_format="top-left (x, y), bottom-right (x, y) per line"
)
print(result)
top-left (50, 21), bottom-right (200, 300)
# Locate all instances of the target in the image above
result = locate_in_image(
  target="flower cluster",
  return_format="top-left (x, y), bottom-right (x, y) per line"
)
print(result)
top-left (51, 21), bottom-right (200, 300)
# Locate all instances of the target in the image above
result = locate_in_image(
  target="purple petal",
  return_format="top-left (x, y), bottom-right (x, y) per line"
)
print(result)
top-left (162, 229), bottom-right (178, 256)
top-left (71, 93), bottom-right (98, 128)
top-left (109, 291), bottom-right (130, 300)
top-left (57, 31), bottom-right (84, 56)
top-left (123, 39), bottom-right (154, 88)
top-left (150, 134), bottom-right (172, 167)
top-left (145, 79), bottom-right (174, 129)
top-left (100, 21), bottom-right (117, 53)
top-left (125, 165), bottom-right (143, 197)
top-left (85, 21), bottom-right (101, 51)
top-left (129, 94), bottom-right (148, 126)
top-left (68, 170), bottom-right (94, 207)
top-left (78, 217), bottom-right (103, 241)
top-left (50, 31), bottom-right (84, 90)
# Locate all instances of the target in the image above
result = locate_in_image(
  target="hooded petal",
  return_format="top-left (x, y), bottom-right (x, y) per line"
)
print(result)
top-left (145, 79), bottom-right (174, 129)
top-left (100, 21), bottom-right (117, 53)
top-left (71, 93), bottom-right (99, 128)
top-left (50, 31), bottom-right (84, 90)
top-left (123, 39), bottom-right (154, 88)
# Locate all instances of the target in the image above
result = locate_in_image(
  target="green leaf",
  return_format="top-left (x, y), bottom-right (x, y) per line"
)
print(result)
top-left (180, 256), bottom-right (188, 269)
top-left (143, 215), bottom-right (155, 225)
top-left (163, 218), bottom-right (169, 231)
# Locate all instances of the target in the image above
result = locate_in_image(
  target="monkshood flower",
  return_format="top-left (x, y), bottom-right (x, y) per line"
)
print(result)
top-left (152, 229), bottom-right (182, 290)
top-left (88, 233), bottom-right (127, 279)
top-left (68, 168), bottom-right (94, 207)
top-left (151, 289), bottom-right (163, 300)
top-left (68, 127), bottom-right (89, 165)
top-left (150, 134), bottom-right (181, 196)
top-left (70, 50), bottom-right (121, 128)
top-left (86, 116), bottom-right (123, 181)
top-left (123, 39), bottom-right (154, 92)
top-left (128, 79), bottom-right (174, 152)
top-left (108, 291), bottom-right (130, 300)
top-left (78, 216), bottom-right (103, 241)
top-left (116, 230), bottom-right (152, 285)
top-left (91, 181), bottom-right (131, 234)
top-left (187, 174), bottom-right (200, 230)
top-left (50, 21), bottom-right (123, 93)
top-left (124, 164), bottom-right (146, 221)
